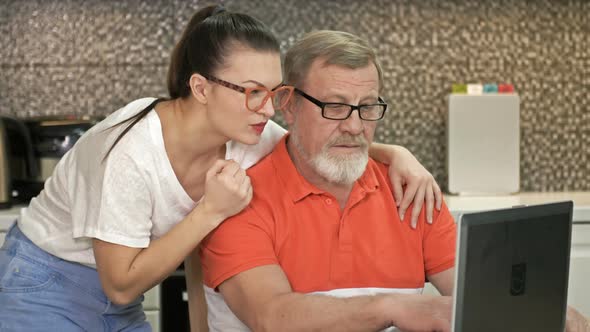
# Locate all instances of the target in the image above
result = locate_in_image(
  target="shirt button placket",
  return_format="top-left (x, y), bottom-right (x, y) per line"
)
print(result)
top-left (336, 209), bottom-right (353, 284)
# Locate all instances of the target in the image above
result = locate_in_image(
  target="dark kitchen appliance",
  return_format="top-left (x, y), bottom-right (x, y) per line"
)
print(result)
top-left (10, 117), bottom-right (102, 203)
top-left (161, 268), bottom-right (190, 331)
top-left (0, 116), bottom-right (39, 209)
top-left (26, 118), bottom-right (100, 181)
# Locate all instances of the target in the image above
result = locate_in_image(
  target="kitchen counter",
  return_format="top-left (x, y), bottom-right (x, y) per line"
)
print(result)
top-left (0, 206), bottom-right (23, 231)
top-left (1, 193), bottom-right (590, 321)
top-left (444, 191), bottom-right (590, 223)
top-left (2, 191), bottom-right (590, 232)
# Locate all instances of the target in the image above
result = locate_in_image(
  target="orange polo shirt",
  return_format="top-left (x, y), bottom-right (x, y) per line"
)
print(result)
top-left (200, 134), bottom-right (456, 294)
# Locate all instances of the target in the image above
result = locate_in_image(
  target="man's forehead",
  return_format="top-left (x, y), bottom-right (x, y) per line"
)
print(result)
top-left (306, 67), bottom-right (379, 97)
top-left (308, 60), bottom-right (378, 82)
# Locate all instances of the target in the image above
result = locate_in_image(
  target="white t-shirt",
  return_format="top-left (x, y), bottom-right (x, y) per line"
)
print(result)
top-left (18, 97), bottom-right (286, 267)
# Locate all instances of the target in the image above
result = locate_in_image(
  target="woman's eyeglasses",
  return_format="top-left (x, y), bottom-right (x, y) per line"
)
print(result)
top-left (204, 75), bottom-right (294, 112)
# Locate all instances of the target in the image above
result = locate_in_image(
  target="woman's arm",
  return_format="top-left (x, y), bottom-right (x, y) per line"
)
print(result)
top-left (93, 159), bottom-right (252, 305)
top-left (93, 203), bottom-right (220, 305)
top-left (369, 142), bottom-right (442, 228)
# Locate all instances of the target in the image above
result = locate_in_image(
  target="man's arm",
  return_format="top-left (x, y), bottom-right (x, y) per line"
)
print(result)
top-left (185, 249), bottom-right (209, 332)
top-left (427, 268), bottom-right (455, 296)
top-left (565, 306), bottom-right (590, 332)
top-left (219, 265), bottom-right (452, 332)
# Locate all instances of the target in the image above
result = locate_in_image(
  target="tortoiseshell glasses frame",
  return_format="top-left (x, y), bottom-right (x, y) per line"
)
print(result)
top-left (205, 75), bottom-right (295, 112)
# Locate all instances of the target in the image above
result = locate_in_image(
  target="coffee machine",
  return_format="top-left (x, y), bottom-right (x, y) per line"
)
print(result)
top-left (0, 116), bottom-right (39, 209)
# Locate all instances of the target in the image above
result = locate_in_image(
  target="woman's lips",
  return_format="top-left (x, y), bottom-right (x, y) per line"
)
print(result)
top-left (251, 122), bottom-right (267, 135)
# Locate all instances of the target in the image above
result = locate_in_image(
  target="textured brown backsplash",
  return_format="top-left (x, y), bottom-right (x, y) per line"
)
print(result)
top-left (1, 0), bottom-right (588, 191)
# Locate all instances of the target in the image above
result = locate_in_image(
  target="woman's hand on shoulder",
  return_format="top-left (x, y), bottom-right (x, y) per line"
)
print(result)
top-left (199, 159), bottom-right (253, 227)
top-left (387, 146), bottom-right (442, 229)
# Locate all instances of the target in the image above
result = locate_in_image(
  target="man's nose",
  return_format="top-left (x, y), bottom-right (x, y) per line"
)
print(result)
top-left (338, 110), bottom-right (364, 135)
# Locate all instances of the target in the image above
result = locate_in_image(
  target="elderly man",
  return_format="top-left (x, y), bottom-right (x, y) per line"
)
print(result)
top-left (200, 30), bottom-right (455, 331)
top-left (199, 30), bottom-right (590, 332)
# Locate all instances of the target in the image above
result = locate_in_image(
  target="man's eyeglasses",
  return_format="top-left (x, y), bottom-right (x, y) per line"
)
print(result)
top-left (294, 88), bottom-right (387, 121)
top-left (204, 75), bottom-right (294, 112)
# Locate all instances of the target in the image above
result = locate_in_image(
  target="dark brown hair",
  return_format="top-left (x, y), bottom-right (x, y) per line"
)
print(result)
top-left (104, 5), bottom-right (280, 159)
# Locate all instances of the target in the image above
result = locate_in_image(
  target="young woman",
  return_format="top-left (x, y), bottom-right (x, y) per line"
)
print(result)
top-left (0, 5), bottom-right (441, 331)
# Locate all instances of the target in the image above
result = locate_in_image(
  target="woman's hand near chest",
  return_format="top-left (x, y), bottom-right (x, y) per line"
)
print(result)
top-left (197, 159), bottom-right (252, 230)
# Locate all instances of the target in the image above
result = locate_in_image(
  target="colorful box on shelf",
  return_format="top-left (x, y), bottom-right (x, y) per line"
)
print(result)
top-left (452, 84), bottom-right (467, 94)
top-left (467, 84), bottom-right (483, 95)
top-left (483, 84), bottom-right (498, 93)
top-left (452, 83), bottom-right (515, 94)
top-left (498, 83), bottom-right (515, 93)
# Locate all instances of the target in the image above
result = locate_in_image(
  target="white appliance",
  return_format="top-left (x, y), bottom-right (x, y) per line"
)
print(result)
top-left (447, 94), bottom-right (520, 195)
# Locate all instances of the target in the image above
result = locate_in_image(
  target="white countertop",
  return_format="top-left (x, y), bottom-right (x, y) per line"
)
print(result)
top-left (0, 206), bottom-right (24, 231)
top-left (1, 192), bottom-right (589, 232)
top-left (445, 191), bottom-right (590, 223)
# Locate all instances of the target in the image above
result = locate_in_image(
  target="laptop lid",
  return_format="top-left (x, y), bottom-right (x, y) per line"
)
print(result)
top-left (451, 201), bottom-right (573, 332)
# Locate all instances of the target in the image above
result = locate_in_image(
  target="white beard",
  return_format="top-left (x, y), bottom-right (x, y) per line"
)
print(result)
top-left (291, 126), bottom-right (369, 185)
top-left (310, 147), bottom-right (368, 185)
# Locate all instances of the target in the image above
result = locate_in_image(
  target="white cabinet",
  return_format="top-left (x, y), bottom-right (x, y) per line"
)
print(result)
top-left (145, 310), bottom-right (161, 332)
top-left (568, 224), bottom-right (590, 317)
top-left (0, 210), bottom-right (16, 247)
top-left (0, 216), bottom-right (13, 250)
top-left (144, 285), bottom-right (161, 332)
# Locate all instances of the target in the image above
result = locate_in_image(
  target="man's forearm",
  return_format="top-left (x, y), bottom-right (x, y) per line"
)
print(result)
top-left (220, 265), bottom-right (452, 331)
top-left (252, 292), bottom-right (392, 332)
top-left (185, 252), bottom-right (209, 332)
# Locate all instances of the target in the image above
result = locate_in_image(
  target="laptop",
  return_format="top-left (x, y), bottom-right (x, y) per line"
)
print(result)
top-left (451, 201), bottom-right (573, 332)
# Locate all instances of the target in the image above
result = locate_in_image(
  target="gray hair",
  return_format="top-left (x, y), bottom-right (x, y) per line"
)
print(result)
top-left (283, 30), bottom-right (383, 92)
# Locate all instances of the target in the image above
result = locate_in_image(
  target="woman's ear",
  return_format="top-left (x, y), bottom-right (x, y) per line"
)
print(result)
top-left (189, 74), bottom-right (209, 104)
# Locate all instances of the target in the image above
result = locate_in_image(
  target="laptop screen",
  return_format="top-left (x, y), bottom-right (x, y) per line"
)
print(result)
top-left (451, 201), bottom-right (573, 332)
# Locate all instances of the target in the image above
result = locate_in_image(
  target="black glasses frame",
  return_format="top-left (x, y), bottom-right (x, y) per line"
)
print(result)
top-left (294, 88), bottom-right (387, 121)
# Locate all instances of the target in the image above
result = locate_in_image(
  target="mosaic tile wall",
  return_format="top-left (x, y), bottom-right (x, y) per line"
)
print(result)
top-left (1, 0), bottom-right (588, 191)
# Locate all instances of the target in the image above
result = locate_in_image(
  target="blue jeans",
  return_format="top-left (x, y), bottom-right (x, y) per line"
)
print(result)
top-left (0, 223), bottom-right (151, 331)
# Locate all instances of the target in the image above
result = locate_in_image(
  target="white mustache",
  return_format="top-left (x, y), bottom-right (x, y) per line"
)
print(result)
top-left (327, 135), bottom-right (368, 148)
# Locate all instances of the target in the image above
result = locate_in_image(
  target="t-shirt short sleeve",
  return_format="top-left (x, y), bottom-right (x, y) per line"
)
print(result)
top-left (422, 203), bottom-right (457, 276)
top-left (200, 206), bottom-right (277, 289)
top-left (75, 148), bottom-right (153, 248)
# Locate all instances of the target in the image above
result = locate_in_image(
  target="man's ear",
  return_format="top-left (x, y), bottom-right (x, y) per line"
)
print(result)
top-left (282, 98), bottom-right (297, 125)
top-left (189, 73), bottom-right (209, 104)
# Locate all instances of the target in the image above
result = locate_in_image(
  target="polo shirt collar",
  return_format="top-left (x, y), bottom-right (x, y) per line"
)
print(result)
top-left (271, 134), bottom-right (380, 203)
